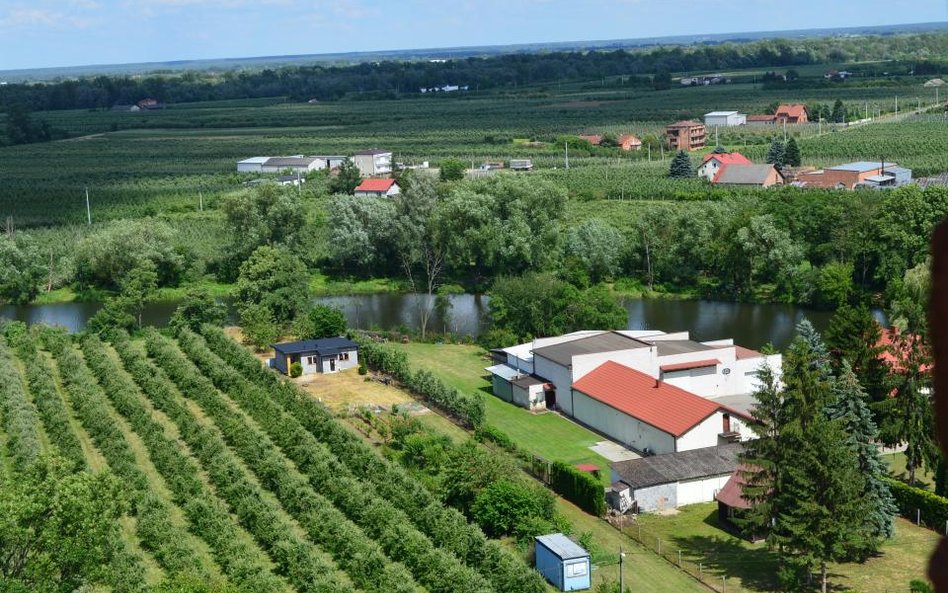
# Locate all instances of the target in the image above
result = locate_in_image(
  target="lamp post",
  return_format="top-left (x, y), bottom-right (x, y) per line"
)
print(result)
top-left (619, 545), bottom-right (627, 592)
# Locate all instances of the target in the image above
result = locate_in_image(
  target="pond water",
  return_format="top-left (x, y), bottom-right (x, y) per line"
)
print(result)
top-left (1, 293), bottom-right (872, 351)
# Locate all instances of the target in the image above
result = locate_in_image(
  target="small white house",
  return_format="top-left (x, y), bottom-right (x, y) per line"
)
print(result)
top-left (704, 111), bottom-right (746, 127)
top-left (609, 443), bottom-right (744, 512)
top-left (696, 152), bottom-right (753, 182)
top-left (353, 178), bottom-right (400, 198)
top-left (269, 337), bottom-right (359, 375)
top-left (353, 150), bottom-right (392, 177)
top-left (571, 361), bottom-right (754, 455)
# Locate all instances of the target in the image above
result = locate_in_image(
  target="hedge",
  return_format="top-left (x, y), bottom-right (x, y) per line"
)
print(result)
top-left (885, 477), bottom-right (948, 531)
top-left (355, 337), bottom-right (486, 429)
top-left (0, 336), bottom-right (43, 470)
top-left (550, 461), bottom-right (606, 517)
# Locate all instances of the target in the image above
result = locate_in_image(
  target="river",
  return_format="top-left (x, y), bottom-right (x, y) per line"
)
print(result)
top-left (0, 293), bottom-right (870, 351)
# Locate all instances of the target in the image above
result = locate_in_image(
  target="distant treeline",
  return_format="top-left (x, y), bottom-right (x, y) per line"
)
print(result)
top-left (2, 32), bottom-right (947, 111)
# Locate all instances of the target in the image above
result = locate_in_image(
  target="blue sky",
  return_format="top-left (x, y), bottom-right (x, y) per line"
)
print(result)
top-left (1, 0), bottom-right (946, 71)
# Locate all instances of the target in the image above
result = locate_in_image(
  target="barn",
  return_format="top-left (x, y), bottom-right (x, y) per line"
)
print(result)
top-left (610, 443), bottom-right (744, 512)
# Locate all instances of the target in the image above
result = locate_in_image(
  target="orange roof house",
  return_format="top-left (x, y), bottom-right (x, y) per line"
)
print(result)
top-left (775, 104), bottom-right (808, 124)
top-left (618, 134), bottom-right (642, 151)
top-left (353, 178), bottom-right (400, 198)
top-left (697, 151), bottom-right (752, 181)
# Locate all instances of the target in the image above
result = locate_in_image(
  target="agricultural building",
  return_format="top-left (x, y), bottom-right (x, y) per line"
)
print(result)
top-left (774, 104), bottom-right (808, 124)
top-left (509, 159), bottom-right (534, 171)
top-left (571, 361), bottom-right (754, 455)
top-left (261, 156), bottom-right (321, 173)
top-left (712, 164), bottom-right (785, 187)
top-left (796, 161), bottom-right (912, 189)
top-left (746, 114), bottom-right (776, 126)
top-left (269, 337), bottom-right (359, 375)
top-left (354, 178), bottom-right (401, 198)
top-left (353, 150), bottom-right (392, 176)
top-left (704, 111), bottom-right (746, 127)
top-left (237, 156), bottom-right (270, 172)
top-left (665, 121), bottom-right (706, 151)
top-left (534, 533), bottom-right (591, 591)
top-left (697, 152), bottom-right (752, 181)
top-left (609, 443), bottom-right (744, 512)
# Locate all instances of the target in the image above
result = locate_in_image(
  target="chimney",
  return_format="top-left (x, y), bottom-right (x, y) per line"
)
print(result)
top-left (654, 378), bottom-right (661, 388)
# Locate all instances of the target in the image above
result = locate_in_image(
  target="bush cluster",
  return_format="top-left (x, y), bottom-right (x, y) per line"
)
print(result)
top-left (0, 336), bottom-right (43, 469)
top-left (885, 477), bottom-right (948, 531)
top-left (550, 461), bottom-right (607, 517)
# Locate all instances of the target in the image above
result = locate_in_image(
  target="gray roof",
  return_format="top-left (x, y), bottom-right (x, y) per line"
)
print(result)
top-left (829, 161), bottom-right (897, 173)
top-left (512, 375), bottom-right (546, 388)
top-left (645, 339), bottom-right (714, 357)
top-left (535, 533), bottom-right (589, 560)
top-left (355, 149), bottom-right (391, 156)
top-left (486, 364), bottom-right (521, 381)
top-left (715, 164), bottom-right (780, 185)
top-left (705, 111), bottom-right (741, 116)
top-left (265, 157), bottom-right (318, 167)
top-left (612, 443), bottom-right (744, 490)
top-left (272, 337), bottom-right (358, 356)
top-left (532, 332), bottom-right (649, 367)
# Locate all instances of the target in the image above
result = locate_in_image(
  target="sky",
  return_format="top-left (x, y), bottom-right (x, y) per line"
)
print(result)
top-left (1, 0), bottom-right (946, 72)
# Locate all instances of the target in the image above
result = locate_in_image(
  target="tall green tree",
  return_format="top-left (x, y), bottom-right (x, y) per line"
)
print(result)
top-left (0, 234), bottom-right (44, 304)
top-left (235, 245), bottom-right (308, 326)
top-left (565, 219), bottom-right (625, 283)
top-left (294, 304), bottom-right (347, 340)
top-left (329, 157), bottom-right (363, 194)
top-left (239, 303), bottom-right (279, 351)
top-left (832, 99), bottom-right (847, 123)
top-left (824, 305), bottom-right (889, 404)
top-left (826, 361), bottom-right (897, 541)
top-left (784, 136), bottom-right (801, 167)
top-left (169, 287), bottom-right (228, 333)
top-left (439, 158), bottom-right (466, 182)
top-left (766, 138), bottom-right (786, 168)
top-left (668, 150), bottom-right (693, 178)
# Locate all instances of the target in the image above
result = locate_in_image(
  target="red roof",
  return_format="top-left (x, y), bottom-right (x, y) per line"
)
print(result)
top-left (667, 120), bottom-right (704, 128)
top-left (572, 361), bottom-right (749, 437)
top-left (619, 134), bottom-right (641, 145)
top-left (734, 346), bottom-right (763, 360)
top-left (878, 328), bottom-right (932, 373)
top-left (701, 152), bottom-right (752, 166)
top-left (355, 178), bottom-right (397, 192)
top-left (775, 104), bottom-right (806, 119)
top-left (746, 114), bottom-right (776, 122)
top-left (715, 466), bottom-right (754, 509)
top-left (578, 135), bottom-right (603, 146)
top-left (575, 464), bottom-right (600, 472)
top-left (660, 358), bottom-right (721, 373)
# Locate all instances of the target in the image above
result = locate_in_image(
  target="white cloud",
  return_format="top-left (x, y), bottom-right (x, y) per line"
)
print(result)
top-left (0, 7), bottom-right (64, 27)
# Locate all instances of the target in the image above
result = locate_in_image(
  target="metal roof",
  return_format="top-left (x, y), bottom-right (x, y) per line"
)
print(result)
top-left (485, 364), bottom-right (521, 381)
top-left (238, 156), bottom-right (270, 164)
top-left (705, 111), bottom-right (740, 117)
top-left (355, 149), bottom-right (391, 156)
top-left (271, 337), bottom-right (358, 356)
top-left (535, 533), bottom-right (589, 560)
top-left (611, 443), bottom-right (744, 490)
top-left (646, 339), bottom-right (715, 357)
top-left (714, 164), bottom-right (781, 185)
top-left (265, 156), bottom-right (318, 167)
top-left (829, 161), bottom-right (896, 173)
top-left (532, 332), bottom-right (649, 367)
top-left (511, 375), bottom-right (546, 388)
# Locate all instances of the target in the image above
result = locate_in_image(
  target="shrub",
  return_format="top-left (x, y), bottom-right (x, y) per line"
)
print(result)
top-left (885, 477), bottom-right (948, 530)
top-left (289, 362), bottom-right (302, 377)
top-left (550, 461), bottom-right (606, 517)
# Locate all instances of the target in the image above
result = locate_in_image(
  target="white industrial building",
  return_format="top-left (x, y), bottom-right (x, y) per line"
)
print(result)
top-left (353, 150), bottom-right (392, 177)
top-left (704, 111), bottom-right (747, 127)
top-left (608, 443), bottom-right (744, 512)
top-left (237, 156), bottom-right (270, 172)
top-left (237, 155), bottom-right (345, 173)
top-left (571, 361), bottom-right (754, 455)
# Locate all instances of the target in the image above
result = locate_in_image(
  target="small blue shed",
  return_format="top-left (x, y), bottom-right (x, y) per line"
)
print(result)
top-left (535, 533), bottom-right (591, 591)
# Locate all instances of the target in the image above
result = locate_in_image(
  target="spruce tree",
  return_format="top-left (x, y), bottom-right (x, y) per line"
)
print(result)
top-left (826, 361), bottom-right (897, 543)
top-left (825, 305), bottom-right (889, 405)
top-left (832, 99), bottom-right (847, 123)
top-left (329, 157), bottom-right (363, 194)
top-left (668, 150), bottom-right (693, 178)
top-left (784, 137), bottom-right (801, 166)
top-left (766, 138), bottom-right (786, 168)
top-left (795, 318), bottom-right (832, 381)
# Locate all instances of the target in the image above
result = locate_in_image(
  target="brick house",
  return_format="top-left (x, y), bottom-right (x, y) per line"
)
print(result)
top-left (774, 104), bottom-right (808, 124)
top-left (665, 121), bottom-right (706, 151)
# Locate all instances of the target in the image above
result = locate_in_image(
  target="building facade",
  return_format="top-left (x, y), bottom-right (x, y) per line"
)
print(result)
top-left (535, 534), bottom-right (591, 592)
top-left (665, 121), bottom-right (706, 151)
top-left (704, 111), bottom-right (747, 127)
top-left (269, 338), bottom-right (359, 375)
top-left (353, 150), bottom-right (393, 177)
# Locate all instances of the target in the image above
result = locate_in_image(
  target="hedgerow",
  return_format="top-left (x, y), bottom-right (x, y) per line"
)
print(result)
top-left (158, 328), bottom-right (491, 593)
top-left (0, 336), bottom-right (43, 469)
top-left (199, 325), bottom-right (547, 593)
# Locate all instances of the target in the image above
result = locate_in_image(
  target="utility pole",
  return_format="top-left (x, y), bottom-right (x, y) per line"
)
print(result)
top-left (199, 191), bottom-right (204, 212)
top-left (564, 141), bottom-right (569, 170)
top-left (783, 119), bottom-right (787, 143)
top-left (85, 187), bottom-right (91, 226)
top-left (619, 545), bottom-right (626, 593)
top-left (715, 126), bottom-right (719, 147)
top-left (895, 95), bottom-right (899, 116)
top-left (865, 100), bottom-right (869, 120)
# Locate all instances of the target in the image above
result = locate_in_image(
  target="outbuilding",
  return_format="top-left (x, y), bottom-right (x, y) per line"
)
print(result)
top-left (269, 337), bottom-right (359, 375)
top-left (535, 533), bottom-right (591, 591)
top-left (610, 443), bottom-right (744, 512)
top-left (354, 178), bottom-right (401, 198)
top-left (704, 111), bottom-right (747, 127)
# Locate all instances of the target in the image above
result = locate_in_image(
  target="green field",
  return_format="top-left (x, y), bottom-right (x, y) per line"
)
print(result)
top-left (634, 502), bottom-right (939, 593)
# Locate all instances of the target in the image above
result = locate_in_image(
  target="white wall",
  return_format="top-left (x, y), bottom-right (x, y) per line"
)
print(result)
top-left (572, 389), bottom-right (676, 454)
top-left (662, 366), bottom-right (719, 396)
top-left (534, 355), bottom-right (574, 414)
top-left (572, 348), bottom-right (653, 382)
top-left (676, 411), bottom-right (728, 452)
top-left (677, 473), bottom-right (732, 506)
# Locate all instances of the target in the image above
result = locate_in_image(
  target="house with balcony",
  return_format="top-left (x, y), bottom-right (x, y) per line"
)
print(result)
top-left (665, 121), bottom-right (706, 151)
top-left (353, 150), bottom-right (393, 177)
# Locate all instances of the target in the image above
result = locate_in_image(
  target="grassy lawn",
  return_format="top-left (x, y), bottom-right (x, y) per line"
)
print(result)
top-left (884, 451), bottom-right (937, 491)
top-left (397, 342), bottom-right (616, 486)
top-left (635, 502), bottom-right (939, 593)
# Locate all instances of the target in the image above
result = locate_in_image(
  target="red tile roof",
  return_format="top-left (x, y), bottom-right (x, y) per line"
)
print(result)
top-left (701, 152), bottom-right (752, 166)
top-left (734, 346), bottom-right (762, 360)
top-left (667, 120), bottom-right (704, 128)
top-left (746, 114), bottom-right (776, 122)
top-left (619, 134), bottom-right (641, 145)
top-left (573, 361), bottom-right (749, 437)
top-left (575, 464), bottom-right (600, 472)
top-left (775, 104), bottom-right (806, 119)
top-left (355, 178), bottom-right (397, 192)
top-left (878, 328), bottom-right (932, 373)
top-left (660, 359), bottom-right (721, 373)
top-left (578, 135), bottom-right (603, 145)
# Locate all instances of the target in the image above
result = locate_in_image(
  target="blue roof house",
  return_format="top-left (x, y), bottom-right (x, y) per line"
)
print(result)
top-left (535, 533), bottom-right (591, 591)
top-left (269, 337), bottom-right (359, 376)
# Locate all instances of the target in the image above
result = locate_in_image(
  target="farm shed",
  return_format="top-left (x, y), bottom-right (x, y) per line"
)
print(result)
top-left (486, 363), bottom-right (518, 403)
top-left (237, 156), bottom-right (270, 172)
top-left (535, 533), bottom-right (591, 591)
top-left (712, 164), bottom-right (785, 187)
top-left (610, 443), bottom-right (743, 512)
top-left (269, 337), bottom-right (359, 376)
top-left (261, 156), bottom-right (320, 173)
top-left (570, 361), bottom-right (754, 455)
top-left (704, 111), bottom-right (746, 127)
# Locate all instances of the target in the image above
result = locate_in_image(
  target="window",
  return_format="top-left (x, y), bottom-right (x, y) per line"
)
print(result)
top-left (341, 352), bottom-right (350, 361)
top-left (565, 561), bottom-right (587, 578)
top-left (306, 355), bottom-right (319, 366)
